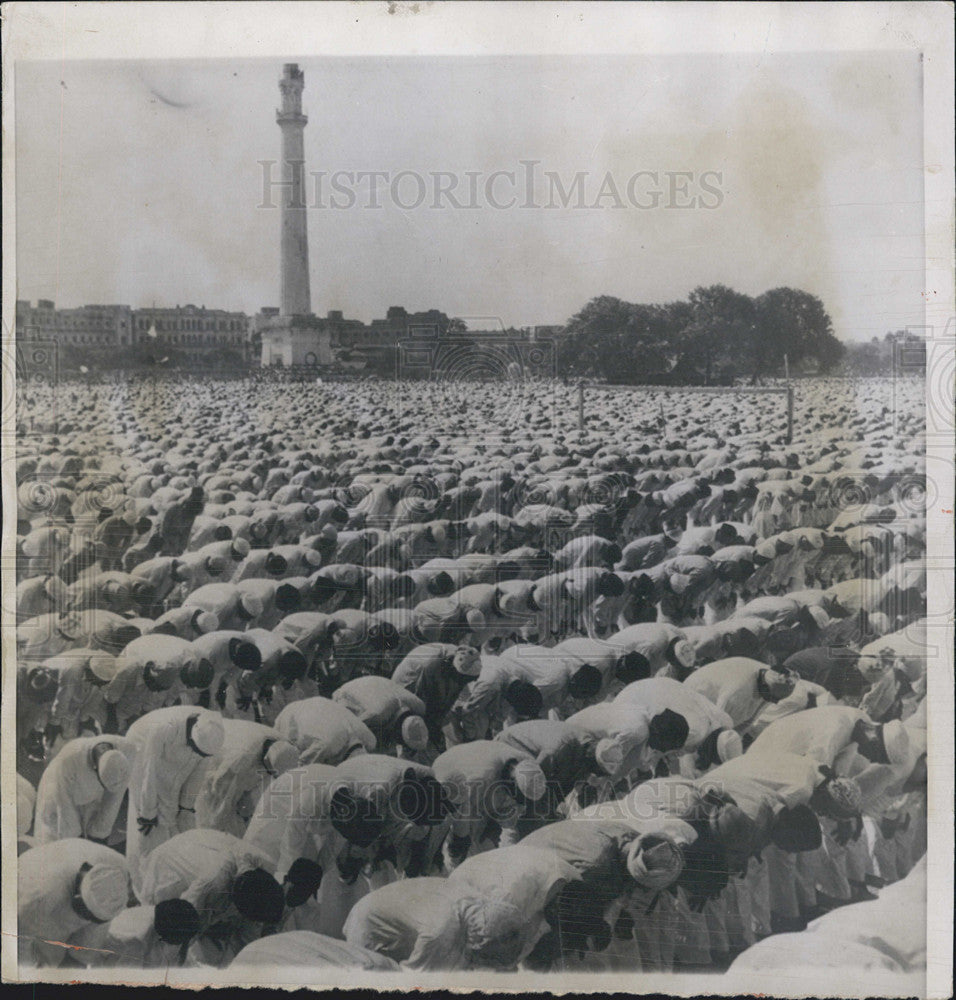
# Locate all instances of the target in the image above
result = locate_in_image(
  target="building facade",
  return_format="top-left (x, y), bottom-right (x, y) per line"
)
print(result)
top-left (16, 300), bottom-right (132, 348)
top-left (15, 300), bottom-right (252, 363)
top-left (132, 304), bottom-right (249, 355)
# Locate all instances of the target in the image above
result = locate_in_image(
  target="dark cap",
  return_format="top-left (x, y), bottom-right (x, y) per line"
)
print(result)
top-left (154, 898), bottom-right (201, 945)
top-left (596, 572), bottom-right (625, 598)
top-left (567, 663), bottom-right (602, 701)
top-left (615, 650), bottom-right (651, 684)
top-left (284, 858), bottom-right (323, 907)
top-left (275, 583), bottom-right (302, 614)
top-left (229, 638), bottom-right (262, 672)
top-left (231, 868), bottom-right (285, 924)
top-left (329, 787), bottom-right (386, 848)
top-left (770, 804), bottom-right (823, 853)
top-left (180, 659), bottom-right (214, 690)
top-left (647, 708), bottom-right (689, 753)
top-left (278, 649), bottom-right (308, 686)
top-left (504, 679), bottom-right (544, 720)
top-left (264, 552), bottom-right (288, 577)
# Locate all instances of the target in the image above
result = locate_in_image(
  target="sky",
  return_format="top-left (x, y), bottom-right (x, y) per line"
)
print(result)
top-left (15, 52), bottom-right (924, 340)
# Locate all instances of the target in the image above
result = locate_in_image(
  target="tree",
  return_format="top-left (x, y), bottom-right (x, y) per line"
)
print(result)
top-left (555, 285), bottom-right (844, 383)
top-left (675, 285), bottom-right (757, 383)
top-left (754, 288), bottom-right (843, 376)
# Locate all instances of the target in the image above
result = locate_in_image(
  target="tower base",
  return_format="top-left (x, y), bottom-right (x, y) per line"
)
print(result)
top-left (259, 315), bottom-right (333, 367)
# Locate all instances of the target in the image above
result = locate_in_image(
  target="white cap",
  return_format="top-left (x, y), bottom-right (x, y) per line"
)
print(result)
top-left (716, 730), bottom-right (743, 763)
top-left (452, 646), bottom-right (482, 677)
top-left (465, 608), bottom-right (486, 630)
top-left (96, 749), bottom-right (132, 793)
top-left (264, 740), bottom-right (300, 776)
top-left (230, 537), bottom-right (251, 559)
top-left (881, 720), bottom-right (910, 766)
top-left (512, 758), bottom-right (547, 801)
top-left (204, 555), bottom-right (228, 577)
top-left (594, 737), bottom-right (625, 776)
top-left (193, 610), bottom-right (220, 634)
top-left (400, 715), bottom-right (429, 751)
top-left (671, 639), bottom-right (695, 670)
top-left (79, 862), bottom-right (129, 922)
top-left (238, 594), bottom-right (264, 619)
top-left (190, 712), bottom-right (225, 756)
top-left (88, 653), bottom-right (118, 683)
top-left (625, 837), bottom-right (683, 891)
top-left (806, 605), bottom-right (830, 629)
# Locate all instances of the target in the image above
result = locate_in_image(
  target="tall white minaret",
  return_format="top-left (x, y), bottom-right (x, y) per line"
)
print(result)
top-left (276, 63), bottom-right (311, 317)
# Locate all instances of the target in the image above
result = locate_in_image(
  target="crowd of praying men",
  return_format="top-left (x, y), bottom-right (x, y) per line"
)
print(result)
top-left (14, 374), bottom-right (928, 975)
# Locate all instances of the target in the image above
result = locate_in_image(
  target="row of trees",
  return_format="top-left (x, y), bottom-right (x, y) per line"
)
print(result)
top-left (840, 330), bottom-right (927, 376)
top-left (553, 285), bottom-right (845, 384)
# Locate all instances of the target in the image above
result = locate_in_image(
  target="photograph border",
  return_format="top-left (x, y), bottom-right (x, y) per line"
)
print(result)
top-left (2, 3), bottom-right (953, 996)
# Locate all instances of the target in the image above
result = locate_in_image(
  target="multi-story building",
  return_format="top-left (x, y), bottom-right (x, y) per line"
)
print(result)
top-left (15, 300), bottom-right (253, 364)
top-left (16, 299), bottom-right (58, 342)
top-left (16, 300), bottom-right (133, 347)
top-left (131, 304), bottom-right (250, 357)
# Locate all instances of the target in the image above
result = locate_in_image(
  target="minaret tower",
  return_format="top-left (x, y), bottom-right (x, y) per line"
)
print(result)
top-left (277, 63), bottom-right (311, 317)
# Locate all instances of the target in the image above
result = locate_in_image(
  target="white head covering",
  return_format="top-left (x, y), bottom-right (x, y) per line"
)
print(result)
top-left (716, 730), bottom-right (743, 763)
top-left (465, 608), bottom-right (486, 630)
top-left (264, 739), bottom-right (300, 776)
top-left (806, 605), bottom-right (830, 630)
top-left (204, 555), bottom-right (228, 577)
top-left (96, 749), bottom-right (132, 793)
top-left (88, 653), bottom-right (119, 683)
top-left (453, 646), bottom-right (482, 677)
top-left (238, 594), bottom-right (264, 619)
top-left (190, 712), bottom-right (225, 756)
top-left (512, 758), bottom-right (547, 801)
top-left (594, 737), bottom-right (625, 776)
top-left (194, 610), bottom-right (220, 634)
top-left (400, 715), bottom-right (429, 751)
top-left (671, 639), bottom-right (695, 670)
top-left (79, 862), bottom-right (129, 922)
top-left (625, 837), bottom-right (684, 891)
top-left (881, 720), bottom-right (910, 766)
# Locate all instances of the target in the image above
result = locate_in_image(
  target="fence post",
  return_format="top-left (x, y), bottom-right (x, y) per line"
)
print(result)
top-left (786, 386), bottom-right (794, 444)
top-left (784, 353), bottom-right (793, 443)
top-left (577, 380), bottom-right (585, 433)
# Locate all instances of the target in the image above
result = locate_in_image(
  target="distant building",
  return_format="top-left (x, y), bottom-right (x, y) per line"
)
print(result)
top-left (15, 300), bottom-right (252, 364)
top-left (16, 300), bottom-right (132, 348)
top-left (132, 304), bottom-right (250, 361)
